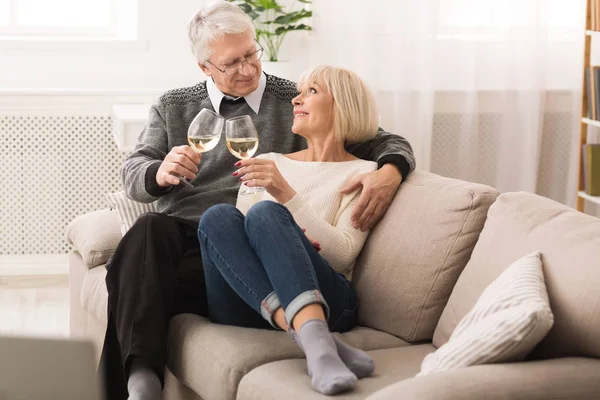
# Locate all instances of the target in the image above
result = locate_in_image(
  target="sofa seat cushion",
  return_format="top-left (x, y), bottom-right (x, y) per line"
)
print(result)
top-left (166, 314), bottom-right (409, 400)
top-left (353, 170), bottom-right (498, 342)
top-left (434, 192), bottom-right (600, 360)
top-left (80, 265), bottom-right (108, 322)
top-left (367, 357), bottom-right (600, 400)
top-left (236, 344), bottom-right (435, 400)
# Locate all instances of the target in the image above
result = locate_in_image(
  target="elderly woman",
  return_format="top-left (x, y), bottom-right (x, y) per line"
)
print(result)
top-left (198, 65), bottom-right (380, 396)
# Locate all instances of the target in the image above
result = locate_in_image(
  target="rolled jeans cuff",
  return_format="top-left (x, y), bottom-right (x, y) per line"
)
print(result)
top-left (260, 291), bottom-right (282, 329)
top-left (284, 290), bottom-right (330, 327)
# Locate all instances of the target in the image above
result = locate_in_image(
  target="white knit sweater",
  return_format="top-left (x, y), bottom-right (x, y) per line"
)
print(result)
top-left (236, 152), bottom-right (377, 279)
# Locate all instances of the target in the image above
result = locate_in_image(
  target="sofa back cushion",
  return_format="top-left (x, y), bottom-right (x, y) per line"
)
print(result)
top-left (433, 192), bottom-right (600, 359)
top-left (352, 170), bottom-right (498, 342)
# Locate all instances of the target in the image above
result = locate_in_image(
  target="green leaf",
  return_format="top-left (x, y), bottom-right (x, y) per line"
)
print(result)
top-left (255, 0), bottom-right (281, 10)
top-left (274, 24), bottom-right (312, 35)
top-left (257, 29), bottom-right (274, 38)
top-left (271, 9), bottom-right (311, 24)
top-left (297, 0), bottom-right (311, 3)
top-left (238, 3), bottom-right (252, 13)
top-left (271, 14), bottom-right (292, 24)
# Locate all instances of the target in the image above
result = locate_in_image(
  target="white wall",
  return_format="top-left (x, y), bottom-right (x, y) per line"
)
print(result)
top-left (0, 0), bottom-right (309, 92)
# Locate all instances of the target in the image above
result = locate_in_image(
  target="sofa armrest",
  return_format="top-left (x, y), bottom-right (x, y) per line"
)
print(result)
top-left (367, 358), bottom-right (600, 400)
top-left (66, 209), bottom-right (122, 268)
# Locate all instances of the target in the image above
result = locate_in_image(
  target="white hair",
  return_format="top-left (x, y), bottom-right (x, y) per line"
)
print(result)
top-left (188, 1), bottom-right (256, 64)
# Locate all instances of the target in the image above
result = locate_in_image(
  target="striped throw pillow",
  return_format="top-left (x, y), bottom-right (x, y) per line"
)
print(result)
top-left (107, 191), bottom-right (157, 236)
top-left (419, 252), bottom-right (553, 375)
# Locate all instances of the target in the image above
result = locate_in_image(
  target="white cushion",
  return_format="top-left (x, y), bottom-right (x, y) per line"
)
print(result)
top-left (420, 252), bottom-right (554, 375)
top-left (106, 191), bottom-right (156, 236)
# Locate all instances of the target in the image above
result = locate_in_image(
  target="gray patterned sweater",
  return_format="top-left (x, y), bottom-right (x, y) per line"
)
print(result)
top-left (122, 74), bottom-right (415, 222)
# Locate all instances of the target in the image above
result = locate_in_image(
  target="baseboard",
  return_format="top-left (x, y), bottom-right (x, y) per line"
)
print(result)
top-left (0, 254), bottom-right (69, 276)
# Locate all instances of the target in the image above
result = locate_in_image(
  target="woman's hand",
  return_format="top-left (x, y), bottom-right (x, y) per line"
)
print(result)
top-left (302, 228), bottom-right (321, 252)
top-left (233, 159), bottom-right (296, 203)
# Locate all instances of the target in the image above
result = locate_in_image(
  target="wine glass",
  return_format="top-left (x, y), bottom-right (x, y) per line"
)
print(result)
top-left (178, 108), bottom-right (224, 186)
top-left (225, 115), bottom-right (264, 195)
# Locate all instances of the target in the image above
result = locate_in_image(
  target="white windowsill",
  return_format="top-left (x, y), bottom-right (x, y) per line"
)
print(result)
top-left (0, 37), bottom-right (149, 51)
top-left (0, 88), bottom-right (163, 96)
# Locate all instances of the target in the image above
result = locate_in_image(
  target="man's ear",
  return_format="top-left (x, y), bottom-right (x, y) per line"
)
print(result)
top-left (198, 63), bottom-right (212, 76)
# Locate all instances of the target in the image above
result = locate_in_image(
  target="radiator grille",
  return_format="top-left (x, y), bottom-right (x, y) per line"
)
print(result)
top-left (0, 116), bottom-right (125, 254)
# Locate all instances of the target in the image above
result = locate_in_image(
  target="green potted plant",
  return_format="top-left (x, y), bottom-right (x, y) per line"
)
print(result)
top-left (226, 0), bottom-right (312, 62)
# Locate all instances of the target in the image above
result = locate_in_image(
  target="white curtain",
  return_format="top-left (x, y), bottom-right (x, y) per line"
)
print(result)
top-left (308, 0), bottom-right (585, 203)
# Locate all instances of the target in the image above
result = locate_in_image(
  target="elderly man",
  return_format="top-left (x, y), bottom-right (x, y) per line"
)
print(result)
top-left (101, 2), bottom-right (415, 399)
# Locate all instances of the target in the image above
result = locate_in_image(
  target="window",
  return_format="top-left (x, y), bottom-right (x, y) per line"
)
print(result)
top-left (0, 0), bottom-right (138, 40)
top-left (438, 0), bottom-right (583, 41)
top-left (0, 1), bottom-right (9, 27)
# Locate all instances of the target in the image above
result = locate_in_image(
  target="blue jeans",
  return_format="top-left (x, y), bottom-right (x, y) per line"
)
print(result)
top-left (197, 201), bottom-right (358, 333)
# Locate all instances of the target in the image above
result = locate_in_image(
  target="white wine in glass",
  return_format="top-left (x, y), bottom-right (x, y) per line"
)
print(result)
top-left (178, 108), bottom-right (224, 186)
top-left (225, 115), bottom-right (265, 195)
top-left (188, 136), bottom-right (220, 153)
top-left (226, 138), bottom-right (258, 159)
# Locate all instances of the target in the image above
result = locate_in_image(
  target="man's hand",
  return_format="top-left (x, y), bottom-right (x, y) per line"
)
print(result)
top-left (156, 146), bottom-right (201, 187)
top-left (341, 164), bottom-right (403, 231)
top-left (234, 158), bottom-right (296, 203)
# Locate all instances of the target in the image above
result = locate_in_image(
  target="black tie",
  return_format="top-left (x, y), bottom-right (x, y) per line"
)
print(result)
top-left (221, 96), bottom-right (246, 105)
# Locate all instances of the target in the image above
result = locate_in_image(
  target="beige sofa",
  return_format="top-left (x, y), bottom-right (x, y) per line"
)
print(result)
top-left (67, 170), bottom-right (600, 400)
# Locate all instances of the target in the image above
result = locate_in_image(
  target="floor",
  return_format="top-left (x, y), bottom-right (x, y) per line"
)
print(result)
top-left (0, 275), bottom-right (69, 338)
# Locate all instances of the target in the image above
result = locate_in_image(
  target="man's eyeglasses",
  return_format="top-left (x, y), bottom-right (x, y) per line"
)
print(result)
top-left (207, 44), bottom-right (264, 75)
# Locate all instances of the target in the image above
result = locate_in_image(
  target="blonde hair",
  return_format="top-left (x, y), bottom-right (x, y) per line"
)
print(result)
top-left (188, 1), bottom-right (256, 63)
top-left (297, 65), bottom-right (379, 144)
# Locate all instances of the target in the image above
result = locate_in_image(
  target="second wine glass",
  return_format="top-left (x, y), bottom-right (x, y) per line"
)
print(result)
top-left (225, 115), bottom-right (264, 195)
top-left (179, 108), bottom-right (224, 186)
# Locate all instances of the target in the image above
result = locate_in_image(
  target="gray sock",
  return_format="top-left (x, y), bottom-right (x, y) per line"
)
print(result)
top-left (296, 319), bottom-right (357, 395)
top-left (292, 329), bottom-right (375, 379)
top-left (331, 335), bottom-right (375, 379)
top-left (127, 357), bottom-right (162, 400)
